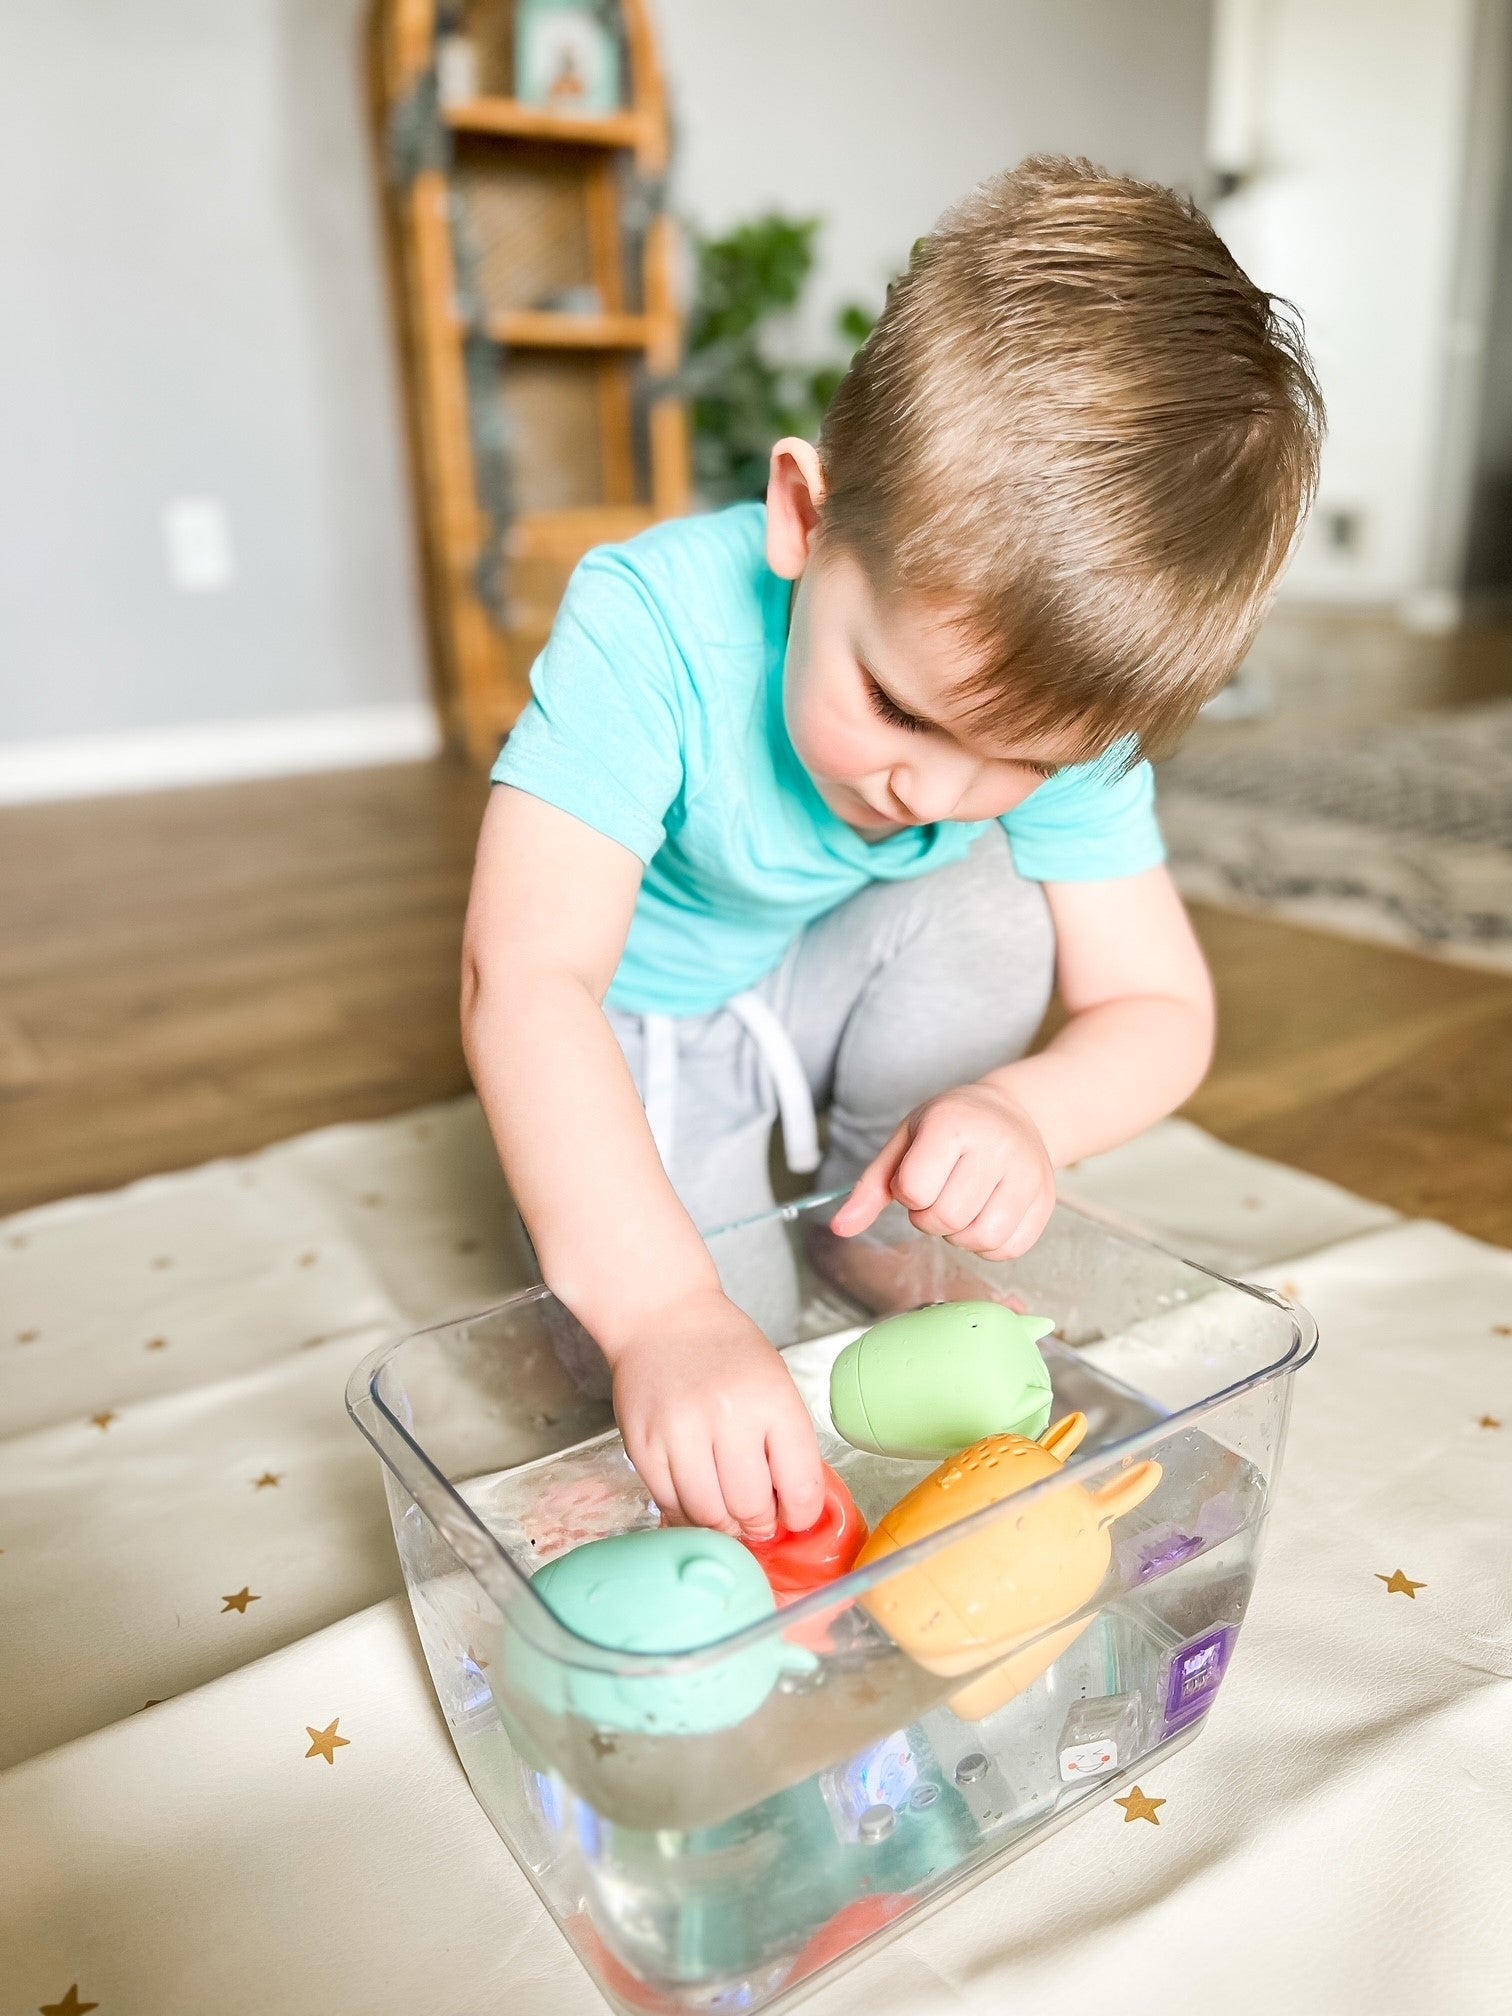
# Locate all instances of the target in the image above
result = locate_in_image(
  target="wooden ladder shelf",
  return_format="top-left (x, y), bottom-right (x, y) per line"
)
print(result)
top-left (373, 0), bottom-right (691, 761)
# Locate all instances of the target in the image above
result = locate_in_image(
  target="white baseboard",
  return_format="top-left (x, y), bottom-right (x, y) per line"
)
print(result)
top-left (0, 703), bottom-right (446, 805)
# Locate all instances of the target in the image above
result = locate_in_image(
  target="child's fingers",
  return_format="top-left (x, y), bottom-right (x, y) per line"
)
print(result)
top-left (620, 1435), bottom-right (681, 1524)
top-left (953, 1178), bottom-right (1022, 1256)
top-left (766, 1412), bottom-right (826, 1535)
top-left (830, 1123), bottom-right (910, 1237)
top-left (635, 1445), bottom-right (682, 1526)
top-left (667, 1439), bottom-right (738, 1535)
top-left (889, 1123), bottom-right (961, 1215)
top-left (713, 1425), bottom-right (778, 1540)
top-left (905, 1154), bottom-right (996, 1238)
top-left (980, 1182), bottom-right (1056, 1263)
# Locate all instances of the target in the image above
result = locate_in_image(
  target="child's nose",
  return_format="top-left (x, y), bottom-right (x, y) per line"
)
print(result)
top-left (891, 754), bottom-right (978, 824)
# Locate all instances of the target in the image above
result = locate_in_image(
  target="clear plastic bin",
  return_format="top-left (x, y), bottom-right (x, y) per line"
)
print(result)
top-left (347, 1195), bottom-right (1315, 2013)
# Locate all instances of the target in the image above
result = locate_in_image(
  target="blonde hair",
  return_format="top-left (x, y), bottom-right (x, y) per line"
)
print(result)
top-left (817, 156), bottom-right (1325, 762)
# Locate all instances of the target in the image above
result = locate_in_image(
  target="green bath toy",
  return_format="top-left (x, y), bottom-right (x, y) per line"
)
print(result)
top-left (511, 1527), bottom-right (814, 1736)
top-left (829, 1301), bottom-right (1056, 1459)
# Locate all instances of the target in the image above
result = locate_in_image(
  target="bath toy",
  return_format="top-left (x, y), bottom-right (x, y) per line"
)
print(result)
top-left (855, 1413), bottom-right (1162, 1719)
top-left (1057, 1692), bottom-right (1143, 1782)
top-left (1159, 1623), bottom-right (1237, 1736)
top-left (829, 1301), bottom-right (1056, 1459)
top-left (564, 1914), bottom-right (692, 2015)
top-left (786, 1893), bottom-right (912, 1985)
top-left (511, 1528), bottom-right (813, 1736)
top-left (570, 1763), bottom-right (970, 1991)
top-left (742, 1464), bottom-right (868, 1600)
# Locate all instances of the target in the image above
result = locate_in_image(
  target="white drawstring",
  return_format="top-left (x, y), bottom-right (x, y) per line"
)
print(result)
top-left (727, 990), bottom-right (822, 1173)
top-left (638, 992), bottom-right (822, 1178)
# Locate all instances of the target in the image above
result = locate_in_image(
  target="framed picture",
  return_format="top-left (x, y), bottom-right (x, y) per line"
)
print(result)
top-left (516, 0), bottom-right (622, 115)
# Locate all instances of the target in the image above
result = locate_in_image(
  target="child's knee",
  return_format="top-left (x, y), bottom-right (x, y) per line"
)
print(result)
top-left (827, 835), bottom-right (1055, 1161)
top-left (932, 829), bottom-right (1056, 1033)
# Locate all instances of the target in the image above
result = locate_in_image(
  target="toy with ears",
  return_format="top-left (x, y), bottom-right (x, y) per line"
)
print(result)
top-left (854, 1414), bottom-right (1162, 1720)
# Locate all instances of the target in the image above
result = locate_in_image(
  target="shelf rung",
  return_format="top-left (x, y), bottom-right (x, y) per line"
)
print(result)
top-left (445, 97), bottom-right (645, 150)
top-left (489, 310), bottom-right (655, 351)
top-left (507, 506), bottom-right (662, 561)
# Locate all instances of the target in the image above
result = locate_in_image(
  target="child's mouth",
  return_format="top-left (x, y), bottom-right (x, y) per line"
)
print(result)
top-left (847, 791), bottom-right (906, 830)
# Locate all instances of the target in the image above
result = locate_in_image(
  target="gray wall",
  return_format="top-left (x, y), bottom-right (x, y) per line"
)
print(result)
top-left (657, 0), bottom-right (1213, 361)
top-left (0, 0), bottom-right (430, 744)
top-left (0, 0), bottom-right (1211, 748)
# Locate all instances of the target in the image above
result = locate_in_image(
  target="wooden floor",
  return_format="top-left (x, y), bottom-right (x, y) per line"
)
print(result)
top-left (2, 755), bottom-right (1510, 1245)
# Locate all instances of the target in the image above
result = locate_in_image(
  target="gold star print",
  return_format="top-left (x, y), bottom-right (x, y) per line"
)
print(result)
top-left (17, 1329), bottom-right (39, 1344)
top-left (145, 1336), bottom-right (168, 1351)
top-left (1377, 1569), bottom-right (1426, 1598)
top-left (90, 1411), bottom-right (117, 1432)
top-left (1114, 1785), bottom-right (1165, 1825)
top-left (297, 1251), bottom-right (318, 1268)
top-left (305, 1718), bottom-right (349, 1764)
top-left (1493, 1324), bottom-right (1512, 1337)
top-left (252, 1471), bottom-right (282, 1490)
top-left (150, 1255), bottom-right (173, 1270)
top-left (1480, 1415), bottom-right (1502, 1430)
top-left (221, 1586), bottom-right (261, 1614)
top-left (40, 1988), bottom-right (99, 2016)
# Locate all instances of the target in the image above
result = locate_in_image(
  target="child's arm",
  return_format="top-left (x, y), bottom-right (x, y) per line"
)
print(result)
top-left (462, 786), bottom-right (825, 1541)
top-left (833, 866), bottom-right (1214, 1258)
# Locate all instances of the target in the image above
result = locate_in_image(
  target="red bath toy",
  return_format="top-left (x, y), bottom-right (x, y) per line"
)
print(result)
top-left (787, 1892), bottom-right (912, 1984)
top-left (743, 1463), bottom-right (868, 1600)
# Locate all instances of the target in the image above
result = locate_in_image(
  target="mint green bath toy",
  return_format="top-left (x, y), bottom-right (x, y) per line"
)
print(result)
top-left (512, 1527), bottom-right (814, 1736)
top-left (829, 1302), bottom-right (1055, 1459)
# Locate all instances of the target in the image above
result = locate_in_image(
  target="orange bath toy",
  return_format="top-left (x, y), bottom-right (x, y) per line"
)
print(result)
top-left (855, 1414), bottom-right (1162, 1720)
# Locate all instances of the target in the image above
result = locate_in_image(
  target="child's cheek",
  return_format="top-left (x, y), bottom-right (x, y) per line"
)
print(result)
top-left (790, 686), bottom-right (873, 785)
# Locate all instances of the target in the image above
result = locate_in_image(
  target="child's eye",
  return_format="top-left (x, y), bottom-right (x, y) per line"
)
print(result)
top-left (864, 673), bottom-right (927, 733)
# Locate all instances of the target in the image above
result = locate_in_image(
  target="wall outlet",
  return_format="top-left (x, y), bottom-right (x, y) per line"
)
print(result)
top-left (164, 497), bottom-right (235, 593)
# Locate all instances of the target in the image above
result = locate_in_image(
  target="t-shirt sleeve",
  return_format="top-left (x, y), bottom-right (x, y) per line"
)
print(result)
top-left (490, 548), bottom-right (687, 864)
top-left (1001, 741), bottom-right (1166, 882)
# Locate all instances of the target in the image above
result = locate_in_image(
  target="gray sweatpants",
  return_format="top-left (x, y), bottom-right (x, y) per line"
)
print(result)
top-left (607, 826), bottom-right (1056, 1234)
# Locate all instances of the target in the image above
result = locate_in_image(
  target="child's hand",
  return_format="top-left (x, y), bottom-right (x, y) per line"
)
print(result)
top-left (610, 1289), bottom-right (827, 1541)
top-left (830, 1082), bottom-right (1055, 1261)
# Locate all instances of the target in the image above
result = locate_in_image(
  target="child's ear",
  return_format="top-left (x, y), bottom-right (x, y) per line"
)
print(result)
top-left (766, 438), bottom-right (826, 580)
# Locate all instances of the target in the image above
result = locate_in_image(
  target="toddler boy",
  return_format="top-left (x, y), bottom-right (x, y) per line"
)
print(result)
top-left (462, 157), bottom-right (1323, 1545)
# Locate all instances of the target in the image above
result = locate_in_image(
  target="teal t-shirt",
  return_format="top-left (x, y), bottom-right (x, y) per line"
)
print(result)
top-left (492, 503), bottom-right (1165, 1016)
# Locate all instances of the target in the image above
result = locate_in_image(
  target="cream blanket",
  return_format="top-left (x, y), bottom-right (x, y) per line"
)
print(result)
top-left (2, 1103), bottom-right (1508, 2014)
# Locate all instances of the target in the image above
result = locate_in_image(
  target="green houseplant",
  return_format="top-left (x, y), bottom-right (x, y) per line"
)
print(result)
top-left (676, 214), bottom-right (875, 506)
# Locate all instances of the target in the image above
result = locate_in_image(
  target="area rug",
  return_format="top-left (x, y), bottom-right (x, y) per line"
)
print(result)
top-left (2, 1097), bottom-right (1508, 2016)
top-left (1159, 698), bottom-right (1512, 970)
